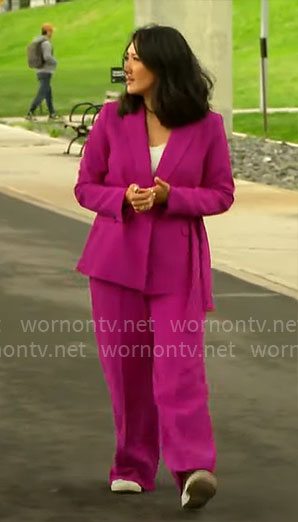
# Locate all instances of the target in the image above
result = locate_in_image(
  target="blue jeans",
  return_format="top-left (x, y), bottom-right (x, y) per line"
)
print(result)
top-left (29, 72), bottom-right (55, 115)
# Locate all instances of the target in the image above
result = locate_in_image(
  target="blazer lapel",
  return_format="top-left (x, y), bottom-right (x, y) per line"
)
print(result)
top-left (124, 104), bottom-right (198, 186)
top-left (124, 104), bottom-right (153, 187)
top-left (155, 122), bottom-right (198, 183)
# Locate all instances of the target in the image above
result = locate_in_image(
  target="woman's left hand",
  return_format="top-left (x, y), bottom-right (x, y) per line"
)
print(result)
top-left (152, 177), bottom-right (170, 205)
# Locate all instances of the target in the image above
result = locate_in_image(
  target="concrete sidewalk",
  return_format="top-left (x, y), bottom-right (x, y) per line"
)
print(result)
top-left (0, 123), bottom-right (297, 300)
top-left (1, 106), bottom-right (298, 123)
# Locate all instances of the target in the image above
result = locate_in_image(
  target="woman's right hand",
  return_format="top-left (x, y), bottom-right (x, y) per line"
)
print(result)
top-left (124, 184), bottom-right (140, 206)
top-left (125, 184), bottom-right (157, 213)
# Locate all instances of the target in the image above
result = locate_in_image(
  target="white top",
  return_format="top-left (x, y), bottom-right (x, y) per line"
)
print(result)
top-left (149, 143), bottom-right (166, 174)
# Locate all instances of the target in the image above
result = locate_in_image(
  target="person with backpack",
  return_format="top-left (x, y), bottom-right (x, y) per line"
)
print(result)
top-left (26, 23), bottom-right (60, 121)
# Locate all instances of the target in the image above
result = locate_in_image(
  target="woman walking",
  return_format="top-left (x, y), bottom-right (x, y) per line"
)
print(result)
top-left (74, 24), bottom-right (235, 510)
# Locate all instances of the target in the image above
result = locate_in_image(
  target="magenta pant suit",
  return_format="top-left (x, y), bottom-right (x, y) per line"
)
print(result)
top-left (73, 100), bottom-right (235, 492)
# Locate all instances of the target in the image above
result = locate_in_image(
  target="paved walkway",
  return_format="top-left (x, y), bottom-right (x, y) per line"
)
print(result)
top-left (1, 107), bottom-right (298, 124)
top-left (0, 115), bottom-right (74, 124)
top-left (1, 192), bottom-right (297, 522)
top-left (233, 107), bottom-right (298, 114)
top-left (0, 123), bottom-right (297, 300)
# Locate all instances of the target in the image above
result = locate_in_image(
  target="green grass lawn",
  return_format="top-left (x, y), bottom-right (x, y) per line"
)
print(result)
top-left (233, 0), bottom-right (298, 109)
top-left (233, 113), bottom-right (298, 143)
top-left (0, 0), bottom-right (134, 116)
top-left (0, 0), bottom-right (297, 141)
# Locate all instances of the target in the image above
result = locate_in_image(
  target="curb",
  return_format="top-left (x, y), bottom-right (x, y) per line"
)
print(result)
top-left (0, 185), bottom-right (297, 302)
top-left (232, 131), bottom-right (298, 148)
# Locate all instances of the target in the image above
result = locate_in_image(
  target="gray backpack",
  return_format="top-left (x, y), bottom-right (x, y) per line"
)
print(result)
top-left (27, 37), bottom-right (47, 68)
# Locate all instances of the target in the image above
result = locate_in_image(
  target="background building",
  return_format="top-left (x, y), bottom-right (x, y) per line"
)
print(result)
top-left (0, 0), bottom-right (71, 10)
top-left (135, 0), bottom-right (232, 135)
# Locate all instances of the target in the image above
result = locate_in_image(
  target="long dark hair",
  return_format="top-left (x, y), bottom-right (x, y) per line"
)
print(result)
top-left (117, 24), bottom-right (214, 127)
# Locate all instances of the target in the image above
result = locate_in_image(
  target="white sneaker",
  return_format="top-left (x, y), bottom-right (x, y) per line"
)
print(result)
top-left (181, 470), bottom-right (217, 509)
top-left (110, 479), bottom-right (142, 493)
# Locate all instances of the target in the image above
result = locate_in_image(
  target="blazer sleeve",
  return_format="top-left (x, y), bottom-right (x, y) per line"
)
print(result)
top-left (73, 102), bottom-right (127, 222)
top-left (163, 114), bottom-right (235, 217)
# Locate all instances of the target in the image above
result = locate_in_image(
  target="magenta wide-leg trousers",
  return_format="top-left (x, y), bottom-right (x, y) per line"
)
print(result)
top-left (89, 277), bottom-right (216, 492)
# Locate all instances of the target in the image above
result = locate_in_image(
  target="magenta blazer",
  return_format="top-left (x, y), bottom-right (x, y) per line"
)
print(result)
top-left (74, 101), bottom-right (235, 314)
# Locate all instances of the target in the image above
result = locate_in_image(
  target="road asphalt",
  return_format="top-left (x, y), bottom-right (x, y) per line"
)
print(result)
top-left (0, 193), bottom-right (297, 522)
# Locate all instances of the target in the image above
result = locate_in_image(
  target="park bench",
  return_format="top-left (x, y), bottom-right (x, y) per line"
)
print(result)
top-left (63, 101), bottom-right (102, 156)
top-left (64, 90), bottom-right (121, 156)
